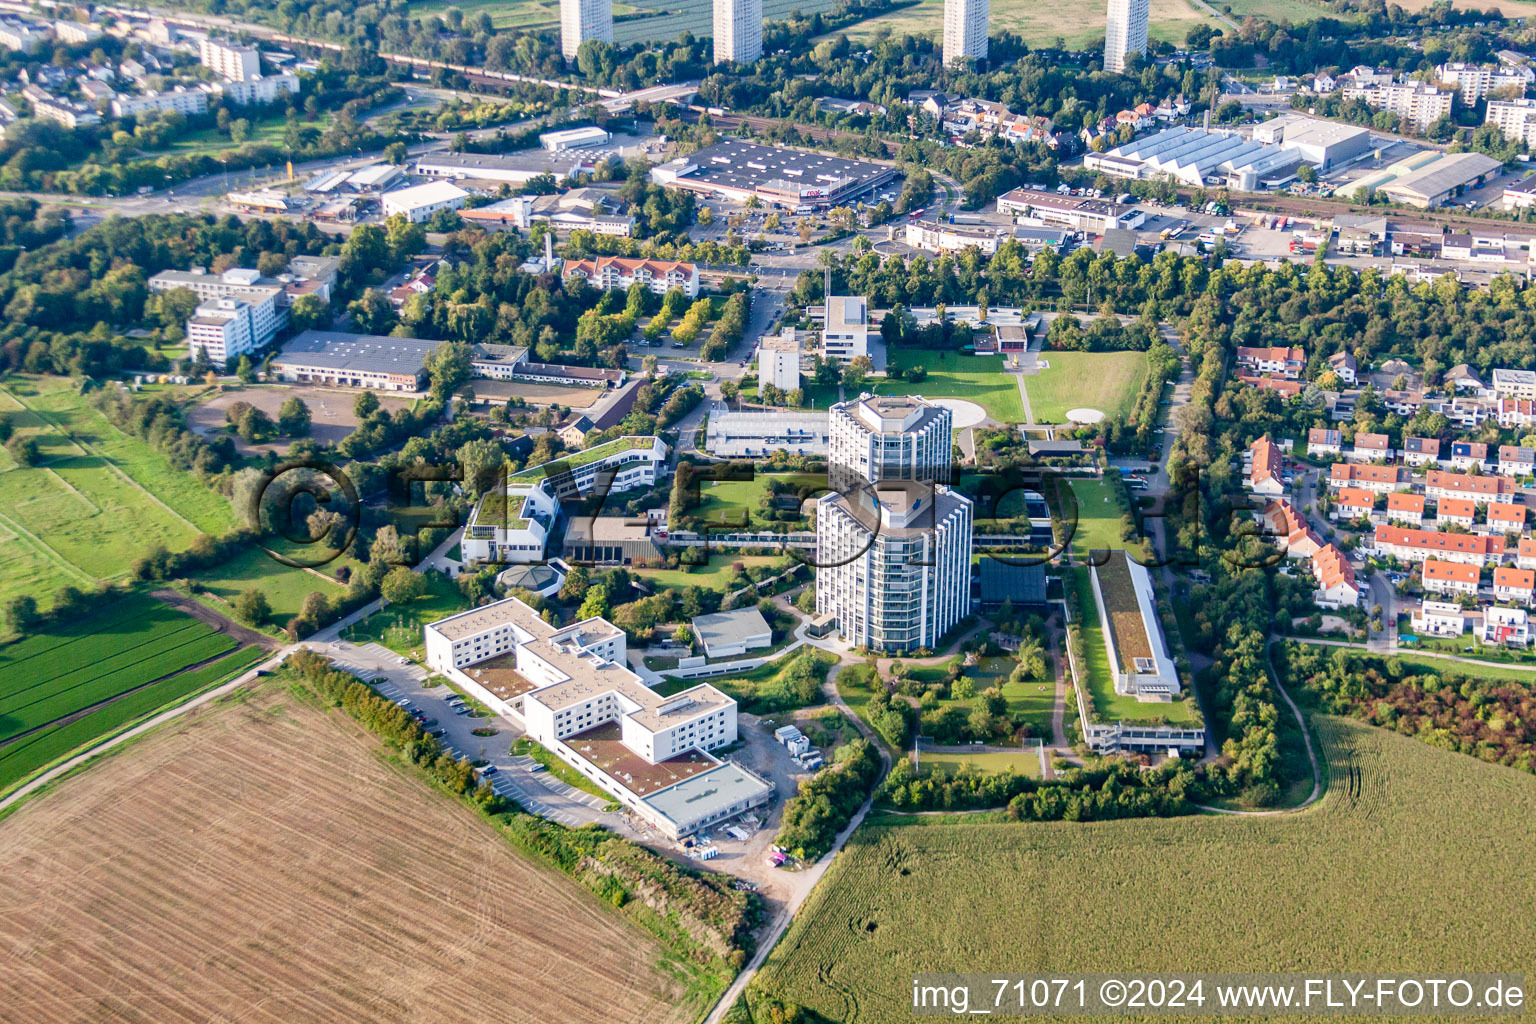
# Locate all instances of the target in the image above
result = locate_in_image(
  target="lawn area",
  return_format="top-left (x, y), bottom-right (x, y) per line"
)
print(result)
top-left (0, 377), bottom-right (239, 616)
top-left (917, 748), bottom-right (1041, 778)
top-left (1385, 653), bottom-right (1536, 681)
top-left (738, 382), bottom-right (842, 410)
top-left (632, 554), bottom-right (788, 593)
top-left (749, 717), bottom-right (1536, 1022)
top-left (1069, 567), bottom-right (1198, 725)
top-left (0, 594), bottom-right (263, 793)
top-left (1028, 350), bottom-right (1148, 425)
top-left (194, 545), bottom-right (350, 627)
top-left (820, 0), bottom-right (1217, 45)
top-left (877, 350), bottom-right (1024, 424)
top-left (1217, 0), bottom-right (1326, 20)
top-left (912, 654), bottom-right (1054, 740)
top-left (343, 571), bottom-right (468, 658)
top-left (159, 114), bottom-right (331, 158)
top-left (1060, 477), bottom-right (1130, 556)
top-left (693, 478), bottom-right (768, 528)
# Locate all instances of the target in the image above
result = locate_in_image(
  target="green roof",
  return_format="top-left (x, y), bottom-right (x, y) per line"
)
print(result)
top-left (510, 436), bottom-right (659, 483)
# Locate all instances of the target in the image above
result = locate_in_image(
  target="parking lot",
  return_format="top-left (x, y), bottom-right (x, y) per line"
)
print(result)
top-left (319, 640), bottom-right (617, 829)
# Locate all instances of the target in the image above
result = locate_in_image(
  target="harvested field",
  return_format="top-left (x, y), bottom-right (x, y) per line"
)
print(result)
top-left (0, 681), bottom-right (698, 1024)
top-left (186, 386), bottom-right (415, 455)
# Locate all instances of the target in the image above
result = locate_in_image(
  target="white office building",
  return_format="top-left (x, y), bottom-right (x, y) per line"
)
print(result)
top-left (461, 479), bottom-right (560, 564)
top-left (560, 0), bottom-right (613, 60)
top-left (820, 295), bottom-right (870, 365)
top-left (185, 292), bottom-right (280, 364)
top-left (214, 72), bottom-right (301, 105)
top-left (199, 37), bottom-right (261, 81)
top-left (1486, 98), bottom-right (1536, 147)
top-left (817, 394), bottom-right (973, 652)
top-left (1104, 0), bottom-right (1149, 74)
top-left (828, 393), bottom-right (954, 489)
top-left (110, 87), bottom-right (208, 119)
top-left (381, 181), bottom-right (469, 223)
top-left (757, 329), bottom-right (801, 392)
top-left (424, 597), bottom-right (771, 840)
top-left (942, 0), bottom-right (988, 66)
top-left (713, 0), bottom-right (762, 64)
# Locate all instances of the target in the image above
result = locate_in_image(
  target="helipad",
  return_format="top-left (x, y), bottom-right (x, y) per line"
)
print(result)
top-left (929, 398), bottom-right (988, 428)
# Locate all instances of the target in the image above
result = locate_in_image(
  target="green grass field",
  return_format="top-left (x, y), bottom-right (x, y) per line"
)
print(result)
top-left (1215, 0), bottom-right (1326, 21)
top-left (878, 350), bottom-right (1024, 424)
top-left (632, 554), bottom-right (787, 593)
top-left (344, 571), bottom-right (467, 658)
top-left (0, 644), bottom-right (263, 794)
top-left (1027, 350), bottom-right (1148, 425)
top-left (917, 747), bottom-right (1041, 777)
top-left (0, 378), bottom-right (238, 616)
top-left (159, 113), bottom-right (333, 158)
top-left (194, 545), bottom-right (349, 626)
top-left (819, 0), bottom-right (1217, 45)
top-left (749, 717), bottom-right (1536, 1022)
top-left (1060, 477), bottom-right (1130, 556)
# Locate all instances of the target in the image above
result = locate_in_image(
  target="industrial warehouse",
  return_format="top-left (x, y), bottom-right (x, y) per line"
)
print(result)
top-left (1085, 126), bottom-right (1307, 189)
top-left (648, 138), bottom-right (898, 210)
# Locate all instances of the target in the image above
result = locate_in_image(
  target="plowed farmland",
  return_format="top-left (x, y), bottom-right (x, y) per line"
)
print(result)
top-left (0, 682), bottom-right (697, 1024)
top-left (746, 717), bottom-right (1536, 1023)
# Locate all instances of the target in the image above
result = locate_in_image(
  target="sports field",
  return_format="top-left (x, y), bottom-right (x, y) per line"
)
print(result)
top-left (0, 679), bottom-right (700, 1024)
top-left (749, 716), bottom-right (1536, 1022)
top-left (917, 747), bottom-right (1041, 777)
top-left (0, 593), bottom-right (260, 792)
top-left (0, 377), bottom-right (238, 615)
top-left (877, 350), bottom-right (1024, 424)
top-left (821, 0), bottom-right (1217, 46)
top-left (1027, 350), bottom-right (1148, 425)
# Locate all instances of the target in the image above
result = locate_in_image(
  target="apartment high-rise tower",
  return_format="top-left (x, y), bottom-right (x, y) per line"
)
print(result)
top-left (561, 0), bottom-right (613, 61)
top-left (1103, 0), bottom-right (1149, 74)
top-left (816, 394), bottom-right (974, 652)
top-left (713, 0), bottom-right (762, 64)
top-left (942, 0), bottom-right (989, 66)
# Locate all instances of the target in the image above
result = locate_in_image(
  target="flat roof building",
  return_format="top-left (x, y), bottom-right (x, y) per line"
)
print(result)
top-left (996, 188), bottom-right (1145, 232)
top-left (381, 181), bottom-right (469, 223)
top-left (649, 138), bottom-right (898, 210)
top-left (1250, 114), bottom-right (1372, 170)
top-left (270, 330), bottom-right (439, 391)
top-left (540, 125), bottom-right (612, 150)
top-left (705, 408), bottom-right (830, 457)
top-left (691, 607), bottom-right (772, 658)
top-left (1084, 126), bottom-right (1304, 190)
top-left (424, 596), bottom-right (770, 840)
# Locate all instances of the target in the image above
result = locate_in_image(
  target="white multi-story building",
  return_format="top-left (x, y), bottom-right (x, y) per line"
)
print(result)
top-left (381, 181), bottom-right (469, 223)
top-left (423, 597), bottom-right (771, 840)
top-left (1411, 600), bottom-right (1468, 637)
top-left (1103, 0), bottom-right (1149, 74)
top-left (1481, 605), bottom-right (1531, 648)
top-left (1487, 98), bottom-right (1536, 147)
top-left (560, 0), bottom-right (612, 60)
top-left (460, 478), bottom-right (560, 564)
top-left (200, 37), bottom-right (261, 81)
top-left (1091, 550), bottom-right (1182, 700)
top-left (508, 435), bottom-right (669, 500)
top-left (713, 0), bottom-right (761, 64)
top-left (185, 292), bottom-right (281, 364)
top-left (214, 73), bottom-right (301, 106)
top-left (705, 408), bottom-right (829, 457)
top-left (110, 87), bottom-right (208, 119)
top-left (817, 394), bottom-right (972, 652)
top-left (828, 393), bottom-right (953, 490)
top-left (563, 255), bottom-right (699, 297)
top-left (942, 0), bottom-right (988, 66)
top-left (1343, 80), bottom-right (1453, 132)
top-left (1437, 62), bottom-right (1529, 103)
top-left (53, 20), bottom-right (102, 45)
top-left (820, 295), bottom-right (870, 365)
top-left (149, 266), bottom-right (282, 305)
top-left (0, 20), bottom-right (48, 53)
top-left (757, 329), bottom-right (801, 392)
top-left (905, 219), bottom-right (1002, 254)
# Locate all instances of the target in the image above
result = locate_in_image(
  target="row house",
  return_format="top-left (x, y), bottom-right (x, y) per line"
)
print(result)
top-left (1436, 497), bottom-right (1477, 528)
top-left (1400, 436), bottom-right (1441, 468)
top-left (1247, 435), bottom-right (1285, 496)
top-left (1307, 427), bottom-right (1343, 457)
top-left (1486, 501), bottom-right (1528, 534)
top-left (1497, 444), bottom-right (1536, 477)
top-left (1424, 469), bottom-right (1516, 506)
top-left (1412, 600), bottom-right (1469, 637)
top-left (1312, 544), bottom-right (1360, 608)
top-left (1335, 487), bottom-right (1377, 519)
top-left (1327, 351), bottom-right (1358, 385)
top-left (1496, 398), bottom-right (1536, 428)
top-left (1422, 559), bottom-right (1480, 597)
top-left (1494, 566), bottom-right (1536, 605)
top-left (1263, 500), bottom-right (1324, 559)
top-left (1347, 432), bottom-right (1393, 462)
top-left (1236, 345), bottom-right (1305, 379)
top-left (1386, 492), bottom-right (1426, 525)
top-left (1372, 524), bottom-right (1506, 566)
top-left (1518, 537), bottom-right (1536, 570)
top-left (1449, 441), bottom-right (1491, 471)
top-left (1330, 463), bottom-right (1409, 494)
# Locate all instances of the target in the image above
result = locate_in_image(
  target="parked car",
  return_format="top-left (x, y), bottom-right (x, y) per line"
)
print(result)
top-left (480, 765), bottom-right (499, 776)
